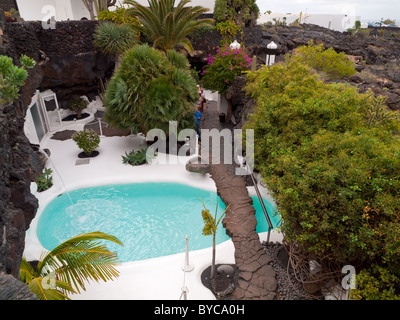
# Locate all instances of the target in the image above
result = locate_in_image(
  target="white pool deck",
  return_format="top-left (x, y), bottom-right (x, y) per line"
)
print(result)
top-left (24, 118), bottom-right (283, 300)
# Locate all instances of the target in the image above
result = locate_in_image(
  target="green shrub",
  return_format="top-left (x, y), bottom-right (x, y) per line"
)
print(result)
top-left (104, 44), bottom-right (198, 135)
top-left (0, 54), bottom-right (36, 104)
top-left (291, 40), bottom-right (356, 80)
top-left (350, 265), bottom-right (400, 300)
top-left (36, 168), bottom-right (53, 192)
top-left (72, 129), bottom-right (100, 155)
top-left (122, 147), bottom-right (155, 166)
top-left (98, 6), bottom-right (140, 33)
top-left (243, 60), bottom-right (400, 279)
top-left (93, 22), bottom-right (136, 57)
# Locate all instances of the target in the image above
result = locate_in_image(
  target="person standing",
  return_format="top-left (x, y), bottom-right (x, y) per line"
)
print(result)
top-left (200, 88), bottom-right (206, 112)
top-left (194, 106), bottom-right (202, 139)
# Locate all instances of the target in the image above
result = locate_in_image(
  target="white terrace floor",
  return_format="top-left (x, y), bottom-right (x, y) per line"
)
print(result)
top-left (24, 117), bottom-right (282, 300)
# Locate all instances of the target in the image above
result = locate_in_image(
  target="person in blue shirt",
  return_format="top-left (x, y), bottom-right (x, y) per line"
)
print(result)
top-left (194, 106), bottom-right (202, 139)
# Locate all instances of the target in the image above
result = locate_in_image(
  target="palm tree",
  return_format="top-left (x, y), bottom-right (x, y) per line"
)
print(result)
top-left (124, 0), bottom-right (214, 54)
top-left (200, 198), bottom-right (230, 281)
top-left (19, 232), bottom-right (123, 300)
top-left (104, 44), bottom-right (198, 136)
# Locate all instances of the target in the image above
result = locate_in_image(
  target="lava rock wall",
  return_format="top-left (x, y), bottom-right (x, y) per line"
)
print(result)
top-left (0, 20), bottom-right (114, 110)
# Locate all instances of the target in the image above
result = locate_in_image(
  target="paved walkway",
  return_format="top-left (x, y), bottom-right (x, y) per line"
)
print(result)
top-left (200, 100), bottom-right (277, 300)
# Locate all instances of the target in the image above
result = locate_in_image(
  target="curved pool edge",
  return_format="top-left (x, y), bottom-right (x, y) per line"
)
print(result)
top-left (26, 174), bottom-right (279, 262)
top-left (24, 177), bottom-right (219, 262)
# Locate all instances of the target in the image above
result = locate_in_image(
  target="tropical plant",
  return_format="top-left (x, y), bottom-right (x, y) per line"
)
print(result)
top-left (201, 43), bottom-right (252, 121)
top-left (68, 97), bottom-right (88, 119)
top-left (124, 0), bottom-right (214, 54)
top-left (93, 22), bottom-right (137, 67)
top-left (122, 147), bottom-right (155, 166)
top-left (243, 59), bottom-right (400, 295)
top-left (36, 168), bottom-right (53, 192)
top-left (20, 232), bottom-right (122, 300)
top-left (200, 198), bottom-right (230, 281)
top-left (104, 44), bottom-right (198, 135)
top-left (213, 0), bottom-right (259, 27)
top-left (0, 54), bottom-right (36, 104)
top-left (72, 129), bottom-right (101, 155)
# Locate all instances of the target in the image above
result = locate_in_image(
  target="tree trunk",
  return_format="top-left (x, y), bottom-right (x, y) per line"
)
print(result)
top-left (82, 0), bottom-right (95, 20)
top-left (211, 232), bottom-right (216, 279)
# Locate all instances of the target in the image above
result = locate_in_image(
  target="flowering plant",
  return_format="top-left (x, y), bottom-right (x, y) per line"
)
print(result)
top-left (72, 129), bottom-right (100, 155)
top-left (201, 44), bottom-right (253, 95)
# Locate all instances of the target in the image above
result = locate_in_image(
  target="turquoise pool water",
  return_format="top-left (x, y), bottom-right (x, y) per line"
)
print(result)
top-left (37, 182), bottom-right (279, 262)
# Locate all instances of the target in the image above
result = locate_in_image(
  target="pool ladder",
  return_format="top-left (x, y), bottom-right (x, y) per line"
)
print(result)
top-left (246, 161), bottom-right (274, 243)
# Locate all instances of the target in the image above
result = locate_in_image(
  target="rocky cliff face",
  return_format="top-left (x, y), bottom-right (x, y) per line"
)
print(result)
top-left (0, 20), bottom-right (113, 299)
top-left (0, 20), bottom-right (114, 109)
top-left (0, 102), bottom-right (44, 299)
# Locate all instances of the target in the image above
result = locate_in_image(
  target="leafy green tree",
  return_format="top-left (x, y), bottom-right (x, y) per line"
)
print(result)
top-left (124, 0), bottom-right (213, 54)
top-left (19, 232), bottom-right (122, 300)
top-left (213, 0), bottom-right (227, 22)
top-left (243, 59), bottom-right (400, 289)
top-left (0, 55), bottom-right (35, 104)
top-left (104, 44), bottom-right (198, 135)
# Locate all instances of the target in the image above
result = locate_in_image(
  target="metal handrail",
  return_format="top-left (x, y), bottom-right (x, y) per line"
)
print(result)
top-left (247, 163), bottom-right (273, 243)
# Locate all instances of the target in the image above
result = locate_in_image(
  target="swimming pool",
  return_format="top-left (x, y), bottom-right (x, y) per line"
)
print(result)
top-left (37, 182), bottom-right (279, 262)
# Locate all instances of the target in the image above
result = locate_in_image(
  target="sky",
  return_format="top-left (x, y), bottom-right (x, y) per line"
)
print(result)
top-left (256, 0), bottom-right (400, 22)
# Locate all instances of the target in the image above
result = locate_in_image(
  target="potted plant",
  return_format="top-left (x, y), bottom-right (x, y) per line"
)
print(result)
top-left (35, 168), bottom-right (53, 192)
top-left (200, 198), bottom-right (230, 285)
top-left (68, 97), bottom-right (89, 119)
top-left (72, 129), bottom-right (100, 158)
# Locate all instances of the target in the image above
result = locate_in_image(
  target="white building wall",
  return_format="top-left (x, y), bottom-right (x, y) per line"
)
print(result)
top-left (16, 0), bottom-right (214, 21)
top-left (257, 12), bottom-right (361, 32)
top-left (16, 0), bottom-right (90, 21)
top-left (112, 0), bottom-right (214, 12)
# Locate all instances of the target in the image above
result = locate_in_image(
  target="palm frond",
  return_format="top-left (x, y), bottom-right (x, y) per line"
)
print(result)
top-left (37, 231), bottom-right (123, 294)
top-left (19, 257), bottom-right (37, 285)
top-left (28, 277), bottom-right (75, 300)
top-left (124, 0), bottom-right (213, 52)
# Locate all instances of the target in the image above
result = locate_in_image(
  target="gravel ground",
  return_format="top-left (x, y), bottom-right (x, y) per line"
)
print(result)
top-left (262, 242), bottom-right (322, 300)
